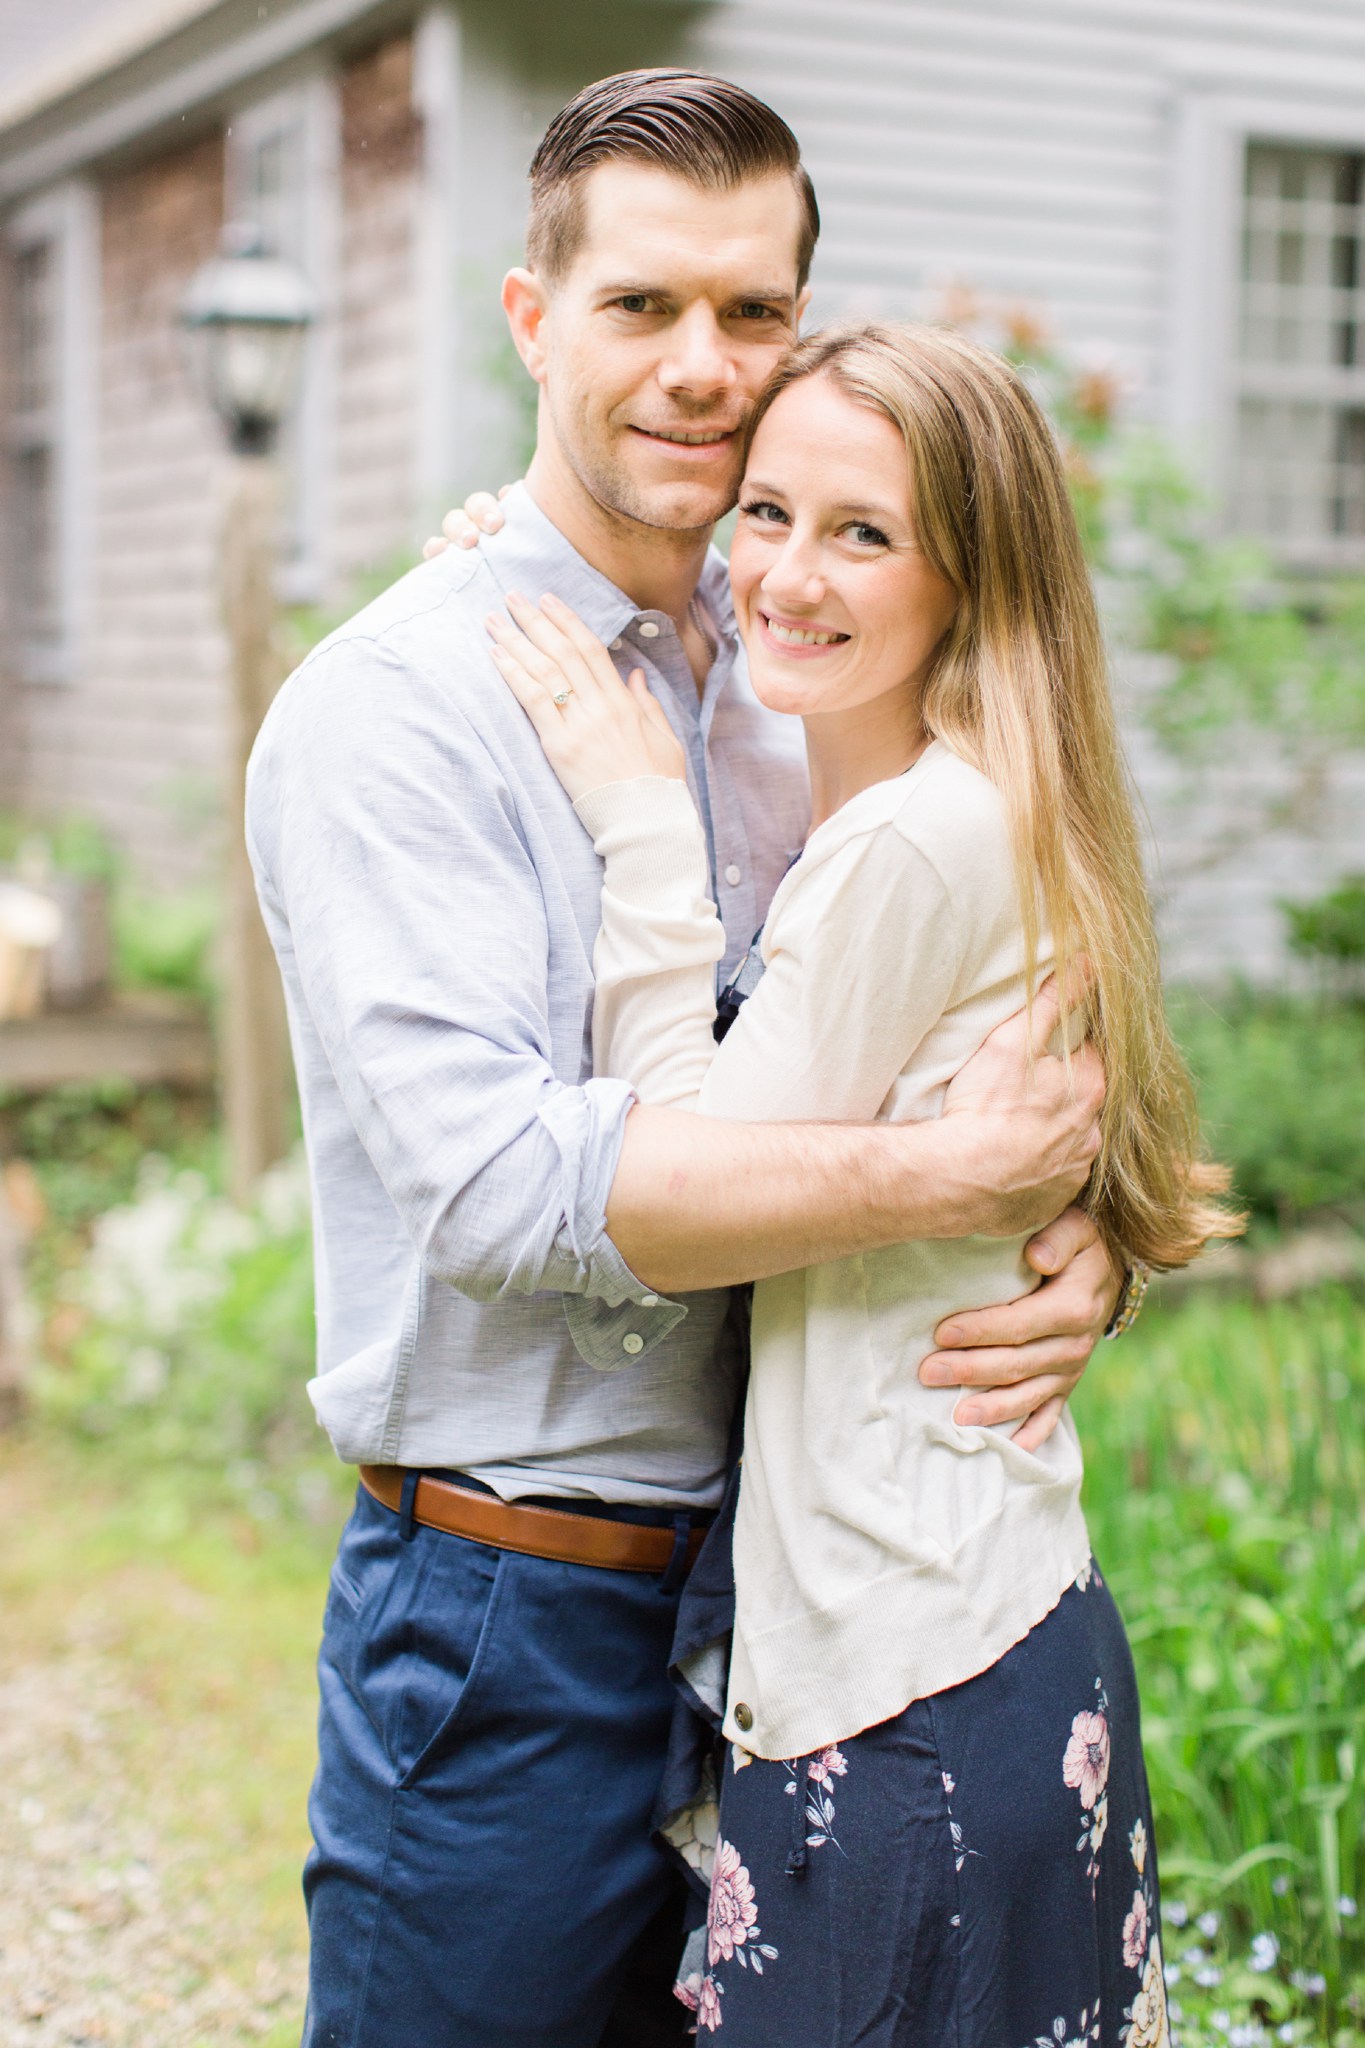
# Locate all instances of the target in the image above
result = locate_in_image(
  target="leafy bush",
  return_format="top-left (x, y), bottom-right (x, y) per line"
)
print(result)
top-left (112, 884), bottom-right (219, 996)
top-left (1169, 989), bottom-right (1365, 1229)
top-left (1282, 878), bottom-right (1365, 1004)
top-left (33, 1147), bottom-right (333, 1519)
top-left (1077, 1287), bottom-right (1365, 2044)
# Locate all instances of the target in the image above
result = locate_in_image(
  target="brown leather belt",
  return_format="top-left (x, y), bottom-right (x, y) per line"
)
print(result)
top-left (359, 1466), bottom-right (708, 1575)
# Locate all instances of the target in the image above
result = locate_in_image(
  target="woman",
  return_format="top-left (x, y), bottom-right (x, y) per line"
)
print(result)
top-left (484, 322), bottom-right (1235, 2046)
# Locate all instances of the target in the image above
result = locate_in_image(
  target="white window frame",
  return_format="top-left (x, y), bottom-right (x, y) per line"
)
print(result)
top-left (225, 72), bottom-right (340, 603)
top-left (1169, 89), bottom-right (1365, 569)
top-left (5, 179), bottom-right (98, 685)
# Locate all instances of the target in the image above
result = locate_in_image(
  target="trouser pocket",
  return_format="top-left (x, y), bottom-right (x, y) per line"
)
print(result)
top-left (321, 1487), bottom-right (506, 1786)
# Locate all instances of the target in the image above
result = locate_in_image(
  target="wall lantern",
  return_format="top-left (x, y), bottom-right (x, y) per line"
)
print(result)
top-left (181, 223), bottom-right (315, 455)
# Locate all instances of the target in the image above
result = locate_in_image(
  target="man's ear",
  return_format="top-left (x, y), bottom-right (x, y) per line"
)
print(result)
top-left (794, 283), bottom-right (813, 333)
top-left (502, 268), bottom-right (551, 385)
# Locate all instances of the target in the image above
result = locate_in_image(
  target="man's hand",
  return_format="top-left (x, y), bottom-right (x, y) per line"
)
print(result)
top-left (932, 972), bottom-right (1103, 1239)
top-left (919, 1205), bottom-right (1122, 1450)
top-left (423, 486), bottom-right (514, 558)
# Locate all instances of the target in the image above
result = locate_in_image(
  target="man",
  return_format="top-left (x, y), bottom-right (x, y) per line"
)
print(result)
top-left (247, 68), bottom-right (1125, 2048)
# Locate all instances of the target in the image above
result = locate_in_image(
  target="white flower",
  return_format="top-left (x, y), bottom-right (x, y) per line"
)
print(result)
top-left (1338, 1895), bottom-right (1358, 1917)
top-left (1166, 1901), bottom-right (1189, 1928)
top-left (1193, 1965), bottom-right (1222, 1988)
top-left (1249, 1932), bottom-right (1279, 1973)
top-left (1197, 1910), bottom-right (1220, 1938)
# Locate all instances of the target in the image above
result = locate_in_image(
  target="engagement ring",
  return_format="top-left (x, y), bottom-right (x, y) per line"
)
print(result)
top-left (552, 689), bottom-right (573, 706)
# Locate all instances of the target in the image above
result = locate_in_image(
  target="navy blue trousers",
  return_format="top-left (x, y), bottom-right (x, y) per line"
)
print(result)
top-left (687, 1563), bottom-right (1166, 2047)
top-left (302, 1480), bottom-right (699, 2047)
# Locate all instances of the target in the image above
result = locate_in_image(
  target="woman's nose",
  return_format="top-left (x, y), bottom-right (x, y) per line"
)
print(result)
top-left (761, 539), bottom-right (826, 609)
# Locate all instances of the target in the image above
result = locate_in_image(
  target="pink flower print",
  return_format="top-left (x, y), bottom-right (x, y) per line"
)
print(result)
top-left (1063, 1709), bottom-right (1111, 1810)
top-left (695, 1975), bottom-right (723, 2033)
top-left (807, 1746), bottom-right (848, 1786)
top-left (707, 1839), bottom-right (758, 1966)
top-left (1123, 1888), bottom-right (1150, 1970)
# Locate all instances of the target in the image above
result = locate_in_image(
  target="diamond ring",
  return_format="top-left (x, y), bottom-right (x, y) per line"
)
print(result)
top-left (552, 689), bottom-right (573, 706)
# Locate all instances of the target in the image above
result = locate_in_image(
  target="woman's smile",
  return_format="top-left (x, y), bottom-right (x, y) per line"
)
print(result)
top-left (756, 608), bottom-right (853, 655)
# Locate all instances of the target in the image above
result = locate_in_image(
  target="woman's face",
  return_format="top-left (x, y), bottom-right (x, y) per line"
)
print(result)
top-left (728, 374), bottom-right (958, 724)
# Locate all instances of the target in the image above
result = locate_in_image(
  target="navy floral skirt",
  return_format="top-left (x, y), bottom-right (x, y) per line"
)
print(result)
top-left (676, 1561), bottom-right (1169, 2048)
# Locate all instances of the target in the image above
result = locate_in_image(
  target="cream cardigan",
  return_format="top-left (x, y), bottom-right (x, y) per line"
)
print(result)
top-left (575, 740), bottom-right (1091, 1760)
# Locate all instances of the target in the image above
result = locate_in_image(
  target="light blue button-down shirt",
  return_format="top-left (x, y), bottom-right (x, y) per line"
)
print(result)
top-left (247, 485), bottom-right (809, 1506)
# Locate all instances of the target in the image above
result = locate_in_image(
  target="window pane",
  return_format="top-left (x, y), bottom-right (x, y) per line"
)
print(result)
top-left (1240, 143), bottom-right (1364, 370)
top-left (241, 121), bottom-right (306, 261)
top-left (14, 444), bottom-right (58, 649)
top-left (15, 239), bottom-right (56, 415)
top-left (1235, 143), bottom-right (1365, 559)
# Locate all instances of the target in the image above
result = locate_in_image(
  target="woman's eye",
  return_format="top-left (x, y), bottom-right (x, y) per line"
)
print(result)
top-left (740, 499), bottom-right (789, 526)
top-left (848, 522), bottom-right (890, 548)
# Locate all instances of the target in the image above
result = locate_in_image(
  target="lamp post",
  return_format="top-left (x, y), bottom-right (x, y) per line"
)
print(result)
top-left (183, 226), bottom-right (315, 1202)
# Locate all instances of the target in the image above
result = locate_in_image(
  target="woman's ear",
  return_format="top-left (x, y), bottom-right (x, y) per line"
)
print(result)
top-left (502, 268), bottom-right (551, 385)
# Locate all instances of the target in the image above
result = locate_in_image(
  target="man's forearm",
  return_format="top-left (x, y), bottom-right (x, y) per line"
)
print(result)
top-left (606, 1104), bottom-right (1082, 1295)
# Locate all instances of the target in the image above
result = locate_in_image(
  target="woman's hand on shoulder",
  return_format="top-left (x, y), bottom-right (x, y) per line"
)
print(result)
top-left (422, 483), bottom-right (514, 558)
top-left (486, 592), bottom-right (686, 804)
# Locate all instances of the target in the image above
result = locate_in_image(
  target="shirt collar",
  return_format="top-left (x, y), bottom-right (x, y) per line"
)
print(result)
top-left (479, 483), bottom-right (643, 647)
top-left (482, 481), bottom-right (739, 658)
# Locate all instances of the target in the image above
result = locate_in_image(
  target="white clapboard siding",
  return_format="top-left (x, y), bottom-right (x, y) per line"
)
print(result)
top-left (678, 0), bottom-right (1365, 980)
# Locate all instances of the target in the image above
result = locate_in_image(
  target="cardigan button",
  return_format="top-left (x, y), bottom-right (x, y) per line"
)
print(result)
top-left (734, 1702), bottom-right (754, 1732)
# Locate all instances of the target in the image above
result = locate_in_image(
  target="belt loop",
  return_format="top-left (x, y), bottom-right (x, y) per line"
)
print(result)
top-left (398, 1469), bottom-right (421, 1543)
top-left (786, 1754), bottom-right (812, 1878)
top-left (658, 1513), bottom-right (691, 1595)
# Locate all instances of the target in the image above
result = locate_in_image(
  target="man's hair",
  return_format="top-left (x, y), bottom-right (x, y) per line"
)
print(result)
top-left (527, 68), bottom-right (819, 289)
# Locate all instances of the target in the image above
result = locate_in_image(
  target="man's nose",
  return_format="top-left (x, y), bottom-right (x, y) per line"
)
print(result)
top-left (657, 307), bottom-right (736, 400)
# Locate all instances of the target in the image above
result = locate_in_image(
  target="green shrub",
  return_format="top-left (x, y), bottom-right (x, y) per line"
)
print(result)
top-left (1170, 989), bottom-right (1365, 1229)
top-left (1077, 1287), bottom-right (1365, 2043)
top-left (113, 884), bottom-right (219, 996)
top-left (34, 1148), bottom-right (333, 1517)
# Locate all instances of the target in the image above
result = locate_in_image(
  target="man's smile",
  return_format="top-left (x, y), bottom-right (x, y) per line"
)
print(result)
top-left (628, 422), bottom-right (740, 456)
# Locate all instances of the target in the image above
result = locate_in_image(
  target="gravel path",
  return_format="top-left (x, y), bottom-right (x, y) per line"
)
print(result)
top-left (0, 1617), bottom-right (304, 2046)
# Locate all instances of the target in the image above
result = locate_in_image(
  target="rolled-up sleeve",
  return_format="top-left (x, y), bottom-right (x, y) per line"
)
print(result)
top-left (247, 632), bottom-right (683, 1347)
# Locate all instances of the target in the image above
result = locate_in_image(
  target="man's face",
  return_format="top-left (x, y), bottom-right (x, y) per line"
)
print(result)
top-left (528, 163), bottom-right (808, 535)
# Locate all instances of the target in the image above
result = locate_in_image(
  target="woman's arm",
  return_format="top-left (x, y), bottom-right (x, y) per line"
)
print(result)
top-left (573, 777), bottom-right (726, 1105)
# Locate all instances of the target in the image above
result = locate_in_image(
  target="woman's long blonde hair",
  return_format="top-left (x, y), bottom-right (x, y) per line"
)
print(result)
top-left (748, 321), bottom-right (1238, 1268)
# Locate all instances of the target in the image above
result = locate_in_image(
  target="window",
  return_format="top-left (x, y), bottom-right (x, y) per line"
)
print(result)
top-left (226, 81), bottom-right (338, 600)
top-left (12, 242), bottom-right (60, 668)
top-left (5, 186), bottom-right (96, 684)
top-left (1234, 141), bottom-right (1365, 565)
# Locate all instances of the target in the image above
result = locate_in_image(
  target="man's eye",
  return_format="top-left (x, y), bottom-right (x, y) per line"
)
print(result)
top-left (736, 302), bottom-right (779, 321)
top-left (740, 499), bottom-right (788, 526)
top-left (617, 294), bottom-right (652, 314)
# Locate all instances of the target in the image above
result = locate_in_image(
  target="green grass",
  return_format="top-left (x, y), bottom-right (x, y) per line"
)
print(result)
top-left (1077, 1284), bottom-right (1365, 2043)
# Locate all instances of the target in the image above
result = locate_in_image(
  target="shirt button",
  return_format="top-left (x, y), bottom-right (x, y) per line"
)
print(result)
top-left (622, 1332), bottom-right (644, 1355)
top-left (724, 864), bottom-right (742, 886)
top-left (734, 1702), bottom-right (754, 1732)
top-left (641, 1293), bottom-right (660, 1308)
top-left (610, 638), bottom-right (623, 651)
top-left (638, 620), bottom-right (661, 638)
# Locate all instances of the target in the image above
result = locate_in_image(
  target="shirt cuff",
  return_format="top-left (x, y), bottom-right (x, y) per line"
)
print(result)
top-left (537, 1078), bottom-right (687, 1371)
